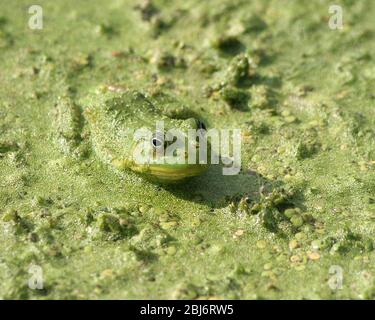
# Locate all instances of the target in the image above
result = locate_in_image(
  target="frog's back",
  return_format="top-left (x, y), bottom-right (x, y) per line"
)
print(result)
top-left (82, 90), bottom-right (162, 166)
top-left (84, 90), bottom-right (161, 124)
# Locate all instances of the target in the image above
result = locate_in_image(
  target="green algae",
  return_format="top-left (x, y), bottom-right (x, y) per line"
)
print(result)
top-left (0, 0), bottom-right (375, 300)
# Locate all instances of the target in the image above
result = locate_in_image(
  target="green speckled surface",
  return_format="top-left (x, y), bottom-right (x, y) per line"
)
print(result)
top-left (0, 0), bottom-right (375, 299)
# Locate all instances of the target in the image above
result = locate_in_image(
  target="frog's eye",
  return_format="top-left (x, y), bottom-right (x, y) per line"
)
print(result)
top-left (151, 132), bottom-right (164, 149)
top-left (152, 137), bottom-right (163, 148)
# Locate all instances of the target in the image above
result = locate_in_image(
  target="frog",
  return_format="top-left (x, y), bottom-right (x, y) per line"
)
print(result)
top-left (53, 87), bottom-right (210, 184)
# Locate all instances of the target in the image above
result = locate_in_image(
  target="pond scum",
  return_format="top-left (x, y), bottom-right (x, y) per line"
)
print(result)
top-left (0, 0), bottom-right (375, 299)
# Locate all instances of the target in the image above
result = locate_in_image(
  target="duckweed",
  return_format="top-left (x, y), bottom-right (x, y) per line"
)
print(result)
top-left (1, 0), bottom-right (375, 300)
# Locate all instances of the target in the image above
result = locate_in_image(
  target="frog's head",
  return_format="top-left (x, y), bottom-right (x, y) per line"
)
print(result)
top-left (85, 89), bottom-right (212, 184)
top-left (130, 117), bottom-right (211, 183)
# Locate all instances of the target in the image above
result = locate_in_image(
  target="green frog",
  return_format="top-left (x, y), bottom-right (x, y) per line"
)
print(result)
top-left (53, 87), bottom-right (210, 184)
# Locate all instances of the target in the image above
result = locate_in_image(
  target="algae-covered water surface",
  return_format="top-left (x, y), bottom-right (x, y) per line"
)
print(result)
top-left (0, 0), bottom-right (375, 299)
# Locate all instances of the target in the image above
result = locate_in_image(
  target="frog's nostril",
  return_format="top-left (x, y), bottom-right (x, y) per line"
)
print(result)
top-left (196, 119), bottom-right (206, 130)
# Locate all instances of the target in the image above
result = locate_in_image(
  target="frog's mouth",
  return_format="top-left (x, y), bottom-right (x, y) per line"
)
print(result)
top-left (112, 155), bottom-right (208, 183)
top-left (128, 149), bottom-right (209, 183)
top-left (144, 162), bottom-right (209, 183)
top-left (130, 144), bottom-right (211, 183)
